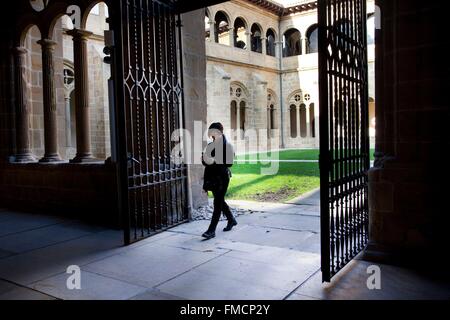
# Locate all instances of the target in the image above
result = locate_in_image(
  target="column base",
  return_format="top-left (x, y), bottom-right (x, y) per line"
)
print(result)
top-left (70, 155), bottom-right (98, 164)
top-left (39, 154), bottom-right (62, 163)
top-left (13, 153), bottom-right (37, 163)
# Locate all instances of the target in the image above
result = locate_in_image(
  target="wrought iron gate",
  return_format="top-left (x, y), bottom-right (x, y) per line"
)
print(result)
top-left (114, 0), bottom-right (189, 245)
top-left (318, 0), bottom-right (370, 282)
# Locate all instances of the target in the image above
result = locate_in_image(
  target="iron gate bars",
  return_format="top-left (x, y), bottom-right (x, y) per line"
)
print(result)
top-left (116, 0), bottom-right (189, 245)
top-left (318, 0), bottom-right (370, 282)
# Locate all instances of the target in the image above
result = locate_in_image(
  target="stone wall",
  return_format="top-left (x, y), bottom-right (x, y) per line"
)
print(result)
top-left (367, 0), bottom-right (450, 269)
top-left (0, 19), bottom-right (14, 163)
top-left (0, 163), bottom-right (119, 226)
top-left (181, 9), bottom-right (209, 209)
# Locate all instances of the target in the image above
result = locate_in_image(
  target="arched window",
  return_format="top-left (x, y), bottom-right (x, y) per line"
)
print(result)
top-left (233, 17), bottom-right (247, 49)
top-left (269, 106), bottom-right (275, 130)
top-left (230, 83), bottom-right (249, 140)
top-left (251, 24), bottom-right (262, 53)
top-left (367, 14), bottom-right (375, 45)
top-left (309, 103), bottom-right (316, 138)
top-left (267, 91), bottom-right (277, 137)
top-left (214, 11), bottom-right (230, 45)
top-left (290, 105), bottom-right (297, 138)
top-left (283, 28), bottom-right (301, 57)
top-left (300, 104), bottom-right (307, 137)
top-left (230, 101), bottom-right (237, 131)
top-left (240, 101), bottom-right (246, 137)
top-left (205, 12), bottom-right (211, 41)
top-left (85, 1), bottom-right (112, 160)
top-left (266, 28), bottom-right (276, 57)
top-left (306, 24), bottom-right (318, 54)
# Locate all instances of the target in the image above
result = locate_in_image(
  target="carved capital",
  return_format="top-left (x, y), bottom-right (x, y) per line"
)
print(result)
top-left (37, 39), bottom-right (57, 50)
top-left (66, 29), bottom-right (93, 41)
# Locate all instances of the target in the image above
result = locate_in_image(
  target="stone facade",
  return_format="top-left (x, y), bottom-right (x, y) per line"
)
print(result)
top-left (205, 0), bottom-right (376, 152)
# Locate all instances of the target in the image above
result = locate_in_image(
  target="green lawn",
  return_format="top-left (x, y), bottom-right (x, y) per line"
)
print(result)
top-left (224, 149), bottom-right (375, 202)
top-left (227, 162), bottom-right (320, 202)
top-left (236, 148), bottom-right (375, 162)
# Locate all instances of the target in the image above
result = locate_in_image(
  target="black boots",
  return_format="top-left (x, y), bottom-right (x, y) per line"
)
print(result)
top-left (202, 230), bottom-right (216, 239)
top-left (203, 218), bottom-right (237, 239)
top-left (223, 218), bottom-right (238, 232)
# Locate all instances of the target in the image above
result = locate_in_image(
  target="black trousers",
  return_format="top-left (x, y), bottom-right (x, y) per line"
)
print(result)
top-left (207, 177), bottom-right (234, 232)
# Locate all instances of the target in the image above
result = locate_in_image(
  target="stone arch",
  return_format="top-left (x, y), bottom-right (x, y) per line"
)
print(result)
top-left (306, 24), bottom-right (318, 54)
top-left (266, 28), bottom-right (277, 57)
top-left (81, 0), bottom-right (112, 30)
top-left (283, 28), bottom-right (301, 57)
top-left (250, 23), bottom-right (263, 53)
top-left (230, 81), bottom-right (249, 102)
top-left (214, 10), bottom-right (231, 45)
top-left (233, 17), bottom-right (248, 49)
top-left (287, 89), bottom-right (304, 106)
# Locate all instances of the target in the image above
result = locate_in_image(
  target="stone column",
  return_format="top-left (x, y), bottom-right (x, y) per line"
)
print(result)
top-left (306, 105), bottom-right (311, 138)
top-left (228, 27), bottom-right (234, 47)
top-left (67, 29), bottom-right (95, 163)
top-left (64, 94), bottom-right (71, 147)
top-left (12, 47), bottom-right (35, 162)
top-left (208, 21), bottom-right (215, 42)
top-left (296, 105), bottom-right (301, 138)
top-left (261, 37), bottom-right (267, 55)
top-left (245, 31), bottom-right (251, 51)
top-left (275, 41), bottom-right (282, 58)
top-left (37, 39), bottom-right (61, 162)
top-left (301, 36), bottom-right (307, 55)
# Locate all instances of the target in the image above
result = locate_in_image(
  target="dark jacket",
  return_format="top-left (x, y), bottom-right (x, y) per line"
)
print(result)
top-left (202, 135), bottom-right (234, 192)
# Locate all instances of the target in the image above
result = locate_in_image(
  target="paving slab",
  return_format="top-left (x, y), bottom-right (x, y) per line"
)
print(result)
top-left (0, 230), bottom-right (123, 285)
top-left (292, 260), bottom-right (450, 300)
top-left (236, 212), bottom-right (320, 233)
top-left (0, 221), bottom-right (103, 254)
top-left (130, 289), bottom-right (184, 300)
top-left (156, 269), bottom-right (291, 300)
top-left (0, 249), bottom-right (14, 260)
top-left (287, 189), bottom-right (321, 206)
top-left (0, 211), bottom-right (64, 237)
top-left (219, 224), bottom-right (317, 251)
top-left (168, 220), bottom-right (212, 236)
top-left (83, 242), bottom-right (223, 289)
top-left (32, 271), bottom-right (147, 300)
top-left (179, 253), bottom-right (319, 293)
top-left (156, 232), bottom-right (231, 255)
top-left (0, 279), bottom-right (56, 300)
top-left (0, 251), bottom-right (69, 286)
top-left (222, 242), bottom-right (320, 267)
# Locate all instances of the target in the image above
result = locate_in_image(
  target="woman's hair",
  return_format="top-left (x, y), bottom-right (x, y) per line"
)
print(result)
top-left (208, 122), bottom-right (224, 133)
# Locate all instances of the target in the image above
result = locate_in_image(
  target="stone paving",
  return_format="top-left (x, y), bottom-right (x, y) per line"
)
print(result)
top-left (0, 189), bottom-right (449, 300)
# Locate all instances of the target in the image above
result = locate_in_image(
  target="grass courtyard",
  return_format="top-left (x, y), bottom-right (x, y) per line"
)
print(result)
top-left (225, 149), bottom-right (374, 202)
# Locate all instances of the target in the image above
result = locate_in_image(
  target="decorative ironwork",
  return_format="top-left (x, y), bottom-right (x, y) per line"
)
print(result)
top-left (117, 0), bottom-right (188, 244)
top-left (318, 0), bottom-right (370, 282)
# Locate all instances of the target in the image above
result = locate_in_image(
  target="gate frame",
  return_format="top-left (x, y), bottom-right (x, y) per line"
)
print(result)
top-left (318, 0), bottom-right (371, 283)
top-left (111, 0), bottom-right (190, 245)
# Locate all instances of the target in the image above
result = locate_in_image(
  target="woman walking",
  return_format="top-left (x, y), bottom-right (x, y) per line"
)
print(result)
top-left (201, 123), bottom-right (237, 239)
